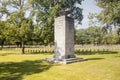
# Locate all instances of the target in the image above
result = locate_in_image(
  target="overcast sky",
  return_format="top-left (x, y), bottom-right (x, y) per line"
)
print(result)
top-left (77, 0), bottom-right (102, 29)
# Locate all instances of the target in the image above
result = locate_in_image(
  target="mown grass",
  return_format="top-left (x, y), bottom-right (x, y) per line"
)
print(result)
top-left (0, 48), bottom-right (120, 80)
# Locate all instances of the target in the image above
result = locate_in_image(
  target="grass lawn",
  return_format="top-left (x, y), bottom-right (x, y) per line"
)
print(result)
top-left (0, 49), bottom-right (120, 80)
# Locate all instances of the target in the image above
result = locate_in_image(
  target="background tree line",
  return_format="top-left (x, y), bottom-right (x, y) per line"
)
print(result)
top-left (75, 26), bottom-right (120, 45)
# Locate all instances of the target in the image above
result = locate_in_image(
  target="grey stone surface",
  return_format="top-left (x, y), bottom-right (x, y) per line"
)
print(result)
top-left (54, 15), bottom-right (75, 60)
top-left (44, 58), bottom-right (86, 64)
top-left (59, 10), bottom-right (71, 16)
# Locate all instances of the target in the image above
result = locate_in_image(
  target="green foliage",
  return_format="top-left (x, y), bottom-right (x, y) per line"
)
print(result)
top-left (0, 0), bottom-right (34, 53)
top-left (75, 29), bottom-right (89, 45)
top-left (31, 0), bottom-right (83, 23)
top-left (75, 26), bottom-right (120, 45)
top-left (0, 0), bottom-right (84, 48)
top-left (96, 0), bottom-right (120, 26)
top-left (0, 21), bottom-right (6, 47)
top-left (29, 0), bottom-right (83, 45)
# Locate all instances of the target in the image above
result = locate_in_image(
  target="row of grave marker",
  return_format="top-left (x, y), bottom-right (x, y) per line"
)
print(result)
top-left (25, 48), bottom-right (111, 54)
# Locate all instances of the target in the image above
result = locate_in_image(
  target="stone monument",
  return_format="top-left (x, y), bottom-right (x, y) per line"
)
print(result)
top-left (54, 11), bottom-right (75, 60)
top-left (45, 10), bottom-right (85, 64)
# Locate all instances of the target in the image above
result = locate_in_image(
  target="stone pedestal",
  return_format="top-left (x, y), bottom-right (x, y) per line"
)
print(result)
top-left (54, 15), bottom-right (75, 60)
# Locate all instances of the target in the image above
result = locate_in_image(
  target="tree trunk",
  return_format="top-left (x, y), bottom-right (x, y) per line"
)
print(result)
top-left (21, 39), bottom-right (25, 54)
top-left (1, 40), bottom-right (4, 49)
top-left (1, 44), bottom-right (3, 48)
top-left (0, 45), bottom-right (3, 49)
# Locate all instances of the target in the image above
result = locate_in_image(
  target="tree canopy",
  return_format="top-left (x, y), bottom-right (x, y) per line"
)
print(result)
top-left (29, 0), bottom-right (83, 45)
top-left (0, 0), bottom-right (34, 53)
top-left (96, 0), bottom-right (120, 27)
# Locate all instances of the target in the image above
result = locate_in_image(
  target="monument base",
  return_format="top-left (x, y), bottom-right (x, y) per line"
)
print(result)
top-left (44, 57), bottom-right (86, 64)
top-left (53, 54), bottom-right (76, 61)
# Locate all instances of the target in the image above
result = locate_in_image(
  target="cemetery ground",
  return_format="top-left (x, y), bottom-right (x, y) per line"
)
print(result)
top-left (0, 45), bottom-right (120, 80)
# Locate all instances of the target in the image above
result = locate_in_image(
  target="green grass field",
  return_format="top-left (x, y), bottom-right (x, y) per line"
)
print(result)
top-left (0, 48), bottom-right (120, 80)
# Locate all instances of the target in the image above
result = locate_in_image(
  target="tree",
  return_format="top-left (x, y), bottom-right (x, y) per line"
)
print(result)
top-left (0, 0), bottom-right (34, 54)
top-left (30, 0), bottom-right (83, 46)
top-left (96, 0), bottom-right (120, 44)
top-left (0, 21), bottom-right (6, 48)
top-left (75, 29), bottom-right (91, 45)
top-left (96, 0), bottom-right (120, 26)
top-left (75, 25), bottom-right (120, 45)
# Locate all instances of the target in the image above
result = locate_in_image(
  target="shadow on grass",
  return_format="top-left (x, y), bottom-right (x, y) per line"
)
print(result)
top-left (0, 60), bottom-right (55, 80)
top-left (75, 51), bottom-right (118, 55)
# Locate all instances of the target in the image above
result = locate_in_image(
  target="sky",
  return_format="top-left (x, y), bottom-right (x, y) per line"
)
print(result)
top-left (78, 0), bottom-right (102, 29)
